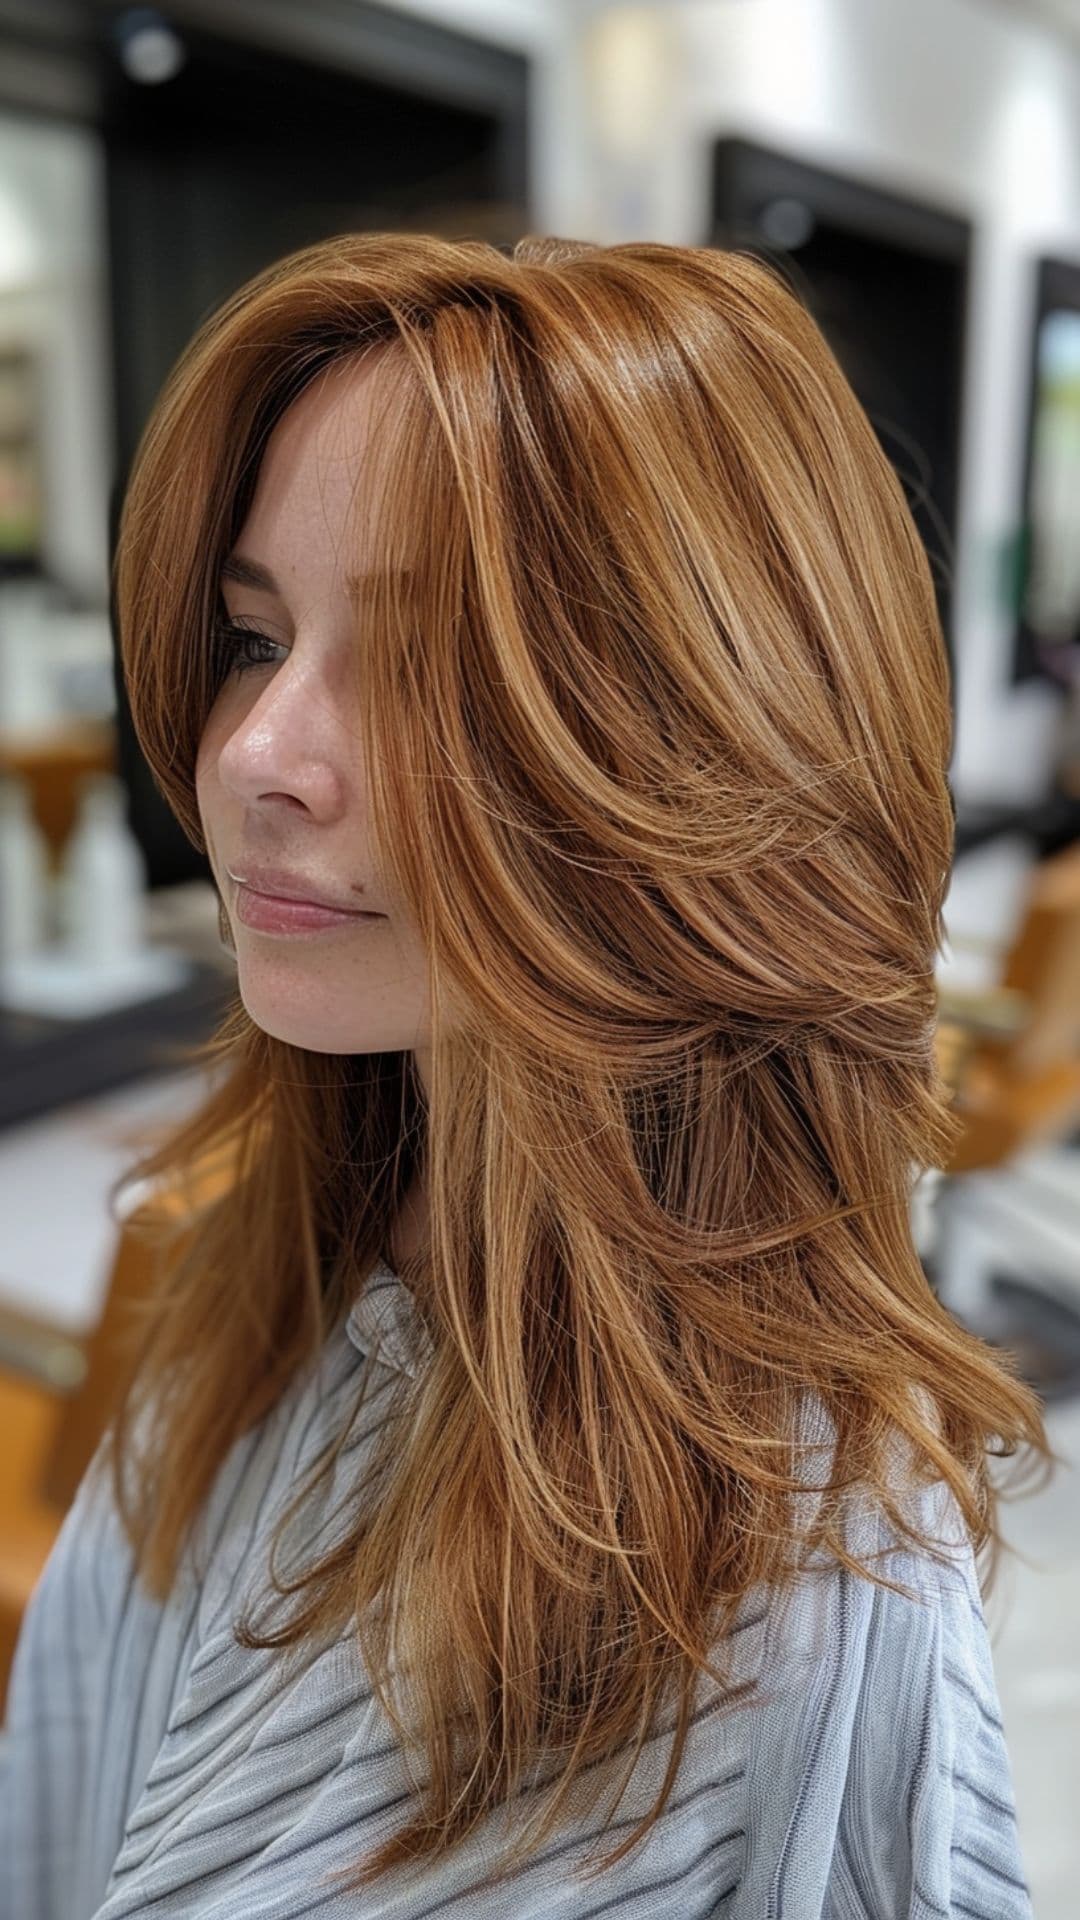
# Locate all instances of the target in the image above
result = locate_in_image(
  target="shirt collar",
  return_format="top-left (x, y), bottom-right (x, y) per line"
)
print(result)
top-left (344, 1255), bottom-right (434, 1379)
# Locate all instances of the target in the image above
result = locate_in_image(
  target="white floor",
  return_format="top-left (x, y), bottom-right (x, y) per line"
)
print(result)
top-left (1, 1073), bottom-right (1078, 1914)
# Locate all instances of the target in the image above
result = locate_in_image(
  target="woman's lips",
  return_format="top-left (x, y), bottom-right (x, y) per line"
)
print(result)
top-left (234, 884), bottom-right (386, 935)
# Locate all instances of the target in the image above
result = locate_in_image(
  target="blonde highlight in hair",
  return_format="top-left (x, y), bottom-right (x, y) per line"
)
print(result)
top-left (107, 228), bottom-right (1057, 1896)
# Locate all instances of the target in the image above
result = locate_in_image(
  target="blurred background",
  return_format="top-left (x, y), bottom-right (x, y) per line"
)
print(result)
top-left (0, 0), bottom-right (1078, 1907)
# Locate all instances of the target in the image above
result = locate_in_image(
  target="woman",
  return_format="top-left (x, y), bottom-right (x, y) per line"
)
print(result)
top-left (1, 231), bottom-right (1057, 1918)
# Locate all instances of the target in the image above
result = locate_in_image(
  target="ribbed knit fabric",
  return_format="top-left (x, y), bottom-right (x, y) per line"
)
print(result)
top-left (0, 1256), bottom-right (1034, 1918)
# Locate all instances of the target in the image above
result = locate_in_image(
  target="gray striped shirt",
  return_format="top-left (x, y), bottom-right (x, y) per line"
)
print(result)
top-left (1, 1257), bottom-right (1035, 1917)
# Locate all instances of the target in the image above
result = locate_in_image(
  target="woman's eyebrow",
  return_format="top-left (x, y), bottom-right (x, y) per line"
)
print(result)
top-left (220, 552), bottom-right (414, 600)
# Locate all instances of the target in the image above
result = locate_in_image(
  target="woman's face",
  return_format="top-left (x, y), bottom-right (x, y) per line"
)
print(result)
top-left (196, 347), bottom-right (432, 1084)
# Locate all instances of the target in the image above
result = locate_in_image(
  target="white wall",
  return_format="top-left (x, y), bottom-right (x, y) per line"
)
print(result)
top-left (574, 0), bottom-right (1080, 805)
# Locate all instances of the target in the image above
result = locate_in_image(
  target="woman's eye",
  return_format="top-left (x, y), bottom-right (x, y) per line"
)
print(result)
top-left (213, 620), bottom-right (285, 676)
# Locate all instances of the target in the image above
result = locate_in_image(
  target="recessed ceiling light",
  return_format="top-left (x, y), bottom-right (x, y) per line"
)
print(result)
top-left (112, 7), bottom-right (187, 86)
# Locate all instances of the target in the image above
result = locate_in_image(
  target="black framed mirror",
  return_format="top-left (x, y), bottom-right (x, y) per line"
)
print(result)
top-left (709, 136), bottom-right (972, 690)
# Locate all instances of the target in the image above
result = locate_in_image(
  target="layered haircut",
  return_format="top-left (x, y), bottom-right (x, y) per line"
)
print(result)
top-left (108, 230), bottom-right (1056, 1894)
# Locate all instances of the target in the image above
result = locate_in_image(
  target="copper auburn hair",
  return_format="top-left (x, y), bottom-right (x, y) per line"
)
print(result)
top-left (106, 229), bottom-right (1056, 1895)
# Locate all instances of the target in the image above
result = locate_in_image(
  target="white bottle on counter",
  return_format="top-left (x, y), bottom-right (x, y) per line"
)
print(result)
top-left (0, 772), bottom-right (50, 967)
top-left (61, 771), bottom-right (147, 966)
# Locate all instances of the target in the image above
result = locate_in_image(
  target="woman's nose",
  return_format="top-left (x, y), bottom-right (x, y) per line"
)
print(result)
top-left (216, 667), bottom-right (351, 819)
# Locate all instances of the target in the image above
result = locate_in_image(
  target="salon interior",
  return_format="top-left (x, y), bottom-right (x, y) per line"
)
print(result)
top-left (0, 0), bottom-right (1079, 1907)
